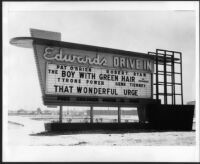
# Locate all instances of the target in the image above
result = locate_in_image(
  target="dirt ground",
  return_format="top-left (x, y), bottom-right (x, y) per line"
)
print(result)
top-left (7, 116), bottom-right (196, 146)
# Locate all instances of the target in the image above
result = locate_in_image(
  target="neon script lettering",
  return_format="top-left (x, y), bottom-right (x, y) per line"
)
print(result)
top-left (43, 47), bottom-right (107, 66)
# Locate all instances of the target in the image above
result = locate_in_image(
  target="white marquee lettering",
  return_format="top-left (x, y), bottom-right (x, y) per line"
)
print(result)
top-left (113, 57), bottom-right (119, 67)
top-left (43, 47), bottom-right (152, 72)
top-left (46, 63), bottom-right (152, 98)
top-left (43, 47), bottom-right (108, 66)
top-left (147, 61), bottom-right (152, 70)
top-left (43, 47), bottom-right (54, 60)
top-left (113, 56), bottom-right (152, 71)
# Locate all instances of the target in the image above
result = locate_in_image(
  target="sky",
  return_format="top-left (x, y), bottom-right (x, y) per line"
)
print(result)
top-left (3, 2), bottom-right (198, 111)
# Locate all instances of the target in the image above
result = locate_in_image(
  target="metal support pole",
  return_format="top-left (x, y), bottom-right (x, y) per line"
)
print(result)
top-left (156, 52), bottom-right (159, 101)
top-left (90, 106), bottom-right (93, 123)
top-left (164, 51), bottom-right (167, 104)
top-left (59, 106), bottom-right (63, 123)
top-left (171, 54), bottom-right (174, 104)
top-left (180, 53), bottom-right (184, 105)
top-left (118, 106), bottom-right (121, 123)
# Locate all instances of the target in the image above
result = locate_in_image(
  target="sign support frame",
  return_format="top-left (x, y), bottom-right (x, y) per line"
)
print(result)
top-left (118, 106), bottom-right (121, 123)
top-left (90, 106), bottom-right (93, 123)
top-left (59, 105), bottom-right (63, 123)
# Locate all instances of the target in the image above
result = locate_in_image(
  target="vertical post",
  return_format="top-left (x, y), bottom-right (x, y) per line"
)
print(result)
top-left (59, 106), bottom-right (63, 123)
top-left (164, 51), bottom-right (167, 104)
top-left (171, 54), bottom-right (175, 105)
top-left (156, 52), bottom-right (159, 101)
top-left (90, 106), bottom-right (93, 123)
top-left (148, 52), bottom-right (154, 100)
top-left (180, 52), bottom-right (184, 105)
top-left (118, 106), bottom-right (121, 123)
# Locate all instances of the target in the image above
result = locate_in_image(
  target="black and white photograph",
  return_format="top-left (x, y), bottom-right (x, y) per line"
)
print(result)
top-left (2, 1), bottom-right (199, 162)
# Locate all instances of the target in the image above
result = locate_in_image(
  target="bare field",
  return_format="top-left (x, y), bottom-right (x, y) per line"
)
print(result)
top-left (7, 116), bottom-right (196, 146)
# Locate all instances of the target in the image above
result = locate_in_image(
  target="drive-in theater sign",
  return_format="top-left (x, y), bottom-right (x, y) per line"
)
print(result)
top-left (10, 29), bottom-right (154, 106)
top-left (44, 46), bottom-right (154, 99)
top-left (39, 40), bottom-right (154, 105)
top-left (10, 29), bottom-right (195, 131)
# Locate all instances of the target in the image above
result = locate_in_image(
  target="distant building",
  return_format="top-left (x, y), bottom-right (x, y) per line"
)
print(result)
top-left (37, 108), bottom-right (42, 114)
top-left (8, 110), bottom-right (18, 115)
top-left (43, 110), bottom-right (52, 115)
top-left (17, 109), bottom-right (27, 114)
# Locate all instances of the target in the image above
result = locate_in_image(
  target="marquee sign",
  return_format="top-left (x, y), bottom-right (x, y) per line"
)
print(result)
top-left (46, 63), bottom-right (152, 98)
top-left (10, 29), bottom-right (155, 106)
top-left (36, 44), bottom-right (153, 98)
